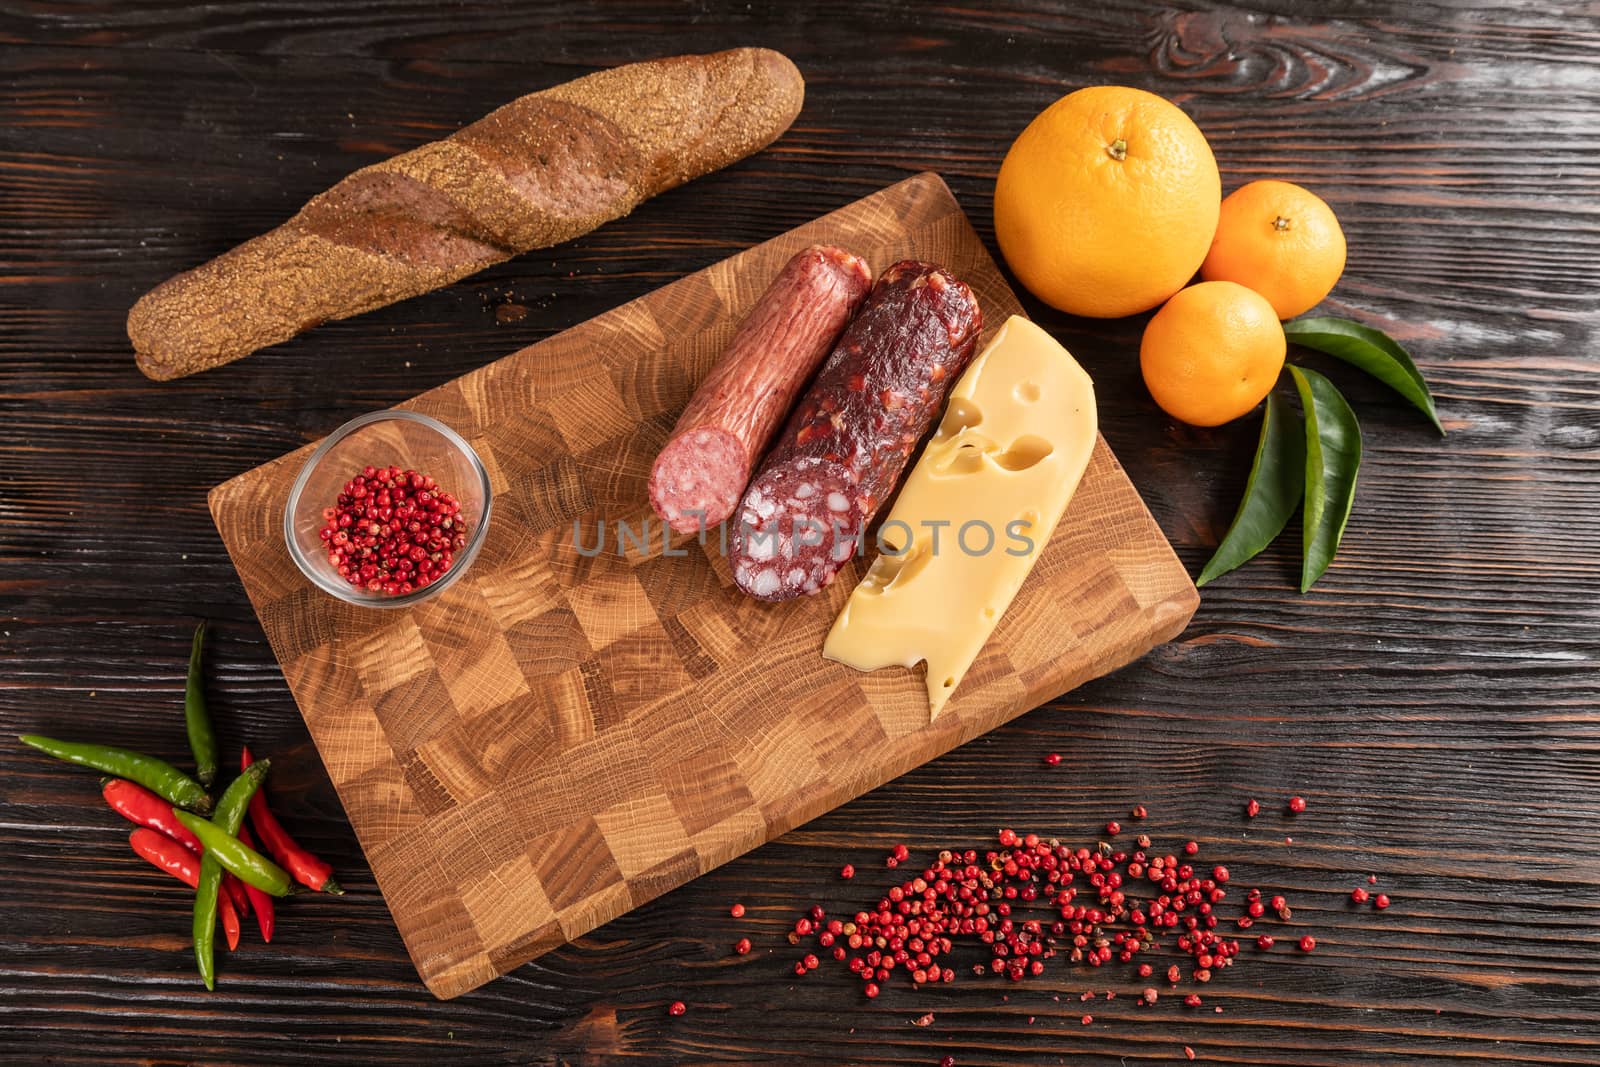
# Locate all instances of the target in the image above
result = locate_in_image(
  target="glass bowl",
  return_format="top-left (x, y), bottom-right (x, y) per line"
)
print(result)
top-left (283, 410), bottom-right (492, 609)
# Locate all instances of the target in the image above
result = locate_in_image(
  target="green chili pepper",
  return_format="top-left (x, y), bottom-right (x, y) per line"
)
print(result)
top-left (175, 807), bottom-right (297, 897)
top-left (185, 622), bottom-right (218, 790)
top-left (1284, 316), bottom-right (1443, 435)
top-left (19, 735), bottom-right (212, 814)
top-left (1290, 365), bottom-right (1363, 592)
top-left (186, 759), bottom-right (270, 990)
top-left (1197, 390), bottom-right (1306, 587)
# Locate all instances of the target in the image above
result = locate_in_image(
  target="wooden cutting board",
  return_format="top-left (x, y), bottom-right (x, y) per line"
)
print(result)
top-left (209, 172), bottom-right (1199, 1000)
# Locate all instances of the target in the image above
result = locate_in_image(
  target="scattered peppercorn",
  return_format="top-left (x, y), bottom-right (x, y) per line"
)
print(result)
top-left (1374, 893), bottom-right (1391, 910)
top-left (1350, 887), bottom-right (1369, 904)
top-left (1184, 993), bottom-right (1202, 1007)
top-left (840, 864), bottom-right (854, 879)
top-left (1131, 804), bottom-right (1147, 819)
top-left (939, 1057), bottom-right (956, 1067)
top-left (1298, 936), bottom-right (1316, 952)
top-left (1257, 935), bottom-right (1274, 950)
top-left (730, 902), bottom-right (745, 918)
top-left (1143, 987), bottom-right (1159, 1003)
top-left (782, 825), bottom-right (1317, 1005)
top-left (1044, 752), bottom-right (1061, 766)
top-left (1245, 798), bottom-right (1260, 818)
top-left (1105, 821), bottom-right (1121, 836)
top-left (1183, 840), bottom-right (1199, 855)
top-left (1081, 1014), bottom-right (1093, 1025)
top-left (668, 1000), bottom-right (686, 1016)
top-left (734, 937), bottom-right (751, 955)
top-left (1288, 796), bottom-right (1307, 813)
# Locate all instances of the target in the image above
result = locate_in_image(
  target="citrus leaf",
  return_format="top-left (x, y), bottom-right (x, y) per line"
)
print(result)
top-left (1284, 316), bottom-right (1443, 434)
top-left (1196, 390), bottom-right (1304, 587)
top-left (1289, 365), bottom-right (1362, 592)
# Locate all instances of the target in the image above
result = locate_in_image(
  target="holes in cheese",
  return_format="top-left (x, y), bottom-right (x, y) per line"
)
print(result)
top-left (935, 397), bottom-right (983, 440)
top-left (859, 539), bottom-right (932, 595)
top-left (936, 439), bottom-right (991, 477)
top-left (993, 434), bottom-right (1054, 472)
top-left (822, 316), bottom-right (1098, 719)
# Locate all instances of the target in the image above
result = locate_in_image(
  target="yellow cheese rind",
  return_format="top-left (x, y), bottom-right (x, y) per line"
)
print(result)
top-left (822, 316), bottom-right (1097, 718)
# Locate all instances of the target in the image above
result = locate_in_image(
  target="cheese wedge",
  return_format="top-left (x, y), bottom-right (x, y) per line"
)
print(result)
top-left (822, 315), bottom-right (1097, 718)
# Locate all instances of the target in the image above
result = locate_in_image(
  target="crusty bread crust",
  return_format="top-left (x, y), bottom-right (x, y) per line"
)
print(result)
top-left (128, 48), bottom-right (804, 381)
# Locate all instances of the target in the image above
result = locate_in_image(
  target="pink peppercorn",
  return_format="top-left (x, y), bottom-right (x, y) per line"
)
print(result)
top-left (668, 1000), bottom-right (686, 1016)
top-left (1288, 796), bottom-right (1307, 813)
top-left (1299, 936), bottom-right (1316, 952)
top-left (1044, 752), bottom-right (1061, 766)
top-left (1374, 894), bottom-right (1391, 910)
top-left (1245, 798), bottom-right (1260, 818)
top-left (1350, 887), bottom-right (1369, 904)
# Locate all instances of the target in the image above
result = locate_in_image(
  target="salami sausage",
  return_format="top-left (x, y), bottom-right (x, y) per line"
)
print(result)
top-left (649, 245), bottom-right (873, 533)
top-left (730, 260), bottom-right (983, 601)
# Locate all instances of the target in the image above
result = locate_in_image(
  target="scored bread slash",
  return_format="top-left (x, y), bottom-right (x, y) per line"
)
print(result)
top-left (730, 260), bottom-right (983, 602)
top-left (650, 245), bottom-right (873, 534)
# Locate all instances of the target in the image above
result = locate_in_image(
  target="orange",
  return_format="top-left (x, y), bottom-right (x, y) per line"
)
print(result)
top-left (994, 85), bottom-right (1220, 318)
top-left (1201, 180), bottom-right (1346, 319)
top-left (1140, 281), bottom-right (1286, 427)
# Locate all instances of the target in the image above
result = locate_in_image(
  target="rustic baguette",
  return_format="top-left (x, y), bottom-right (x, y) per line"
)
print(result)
top-left (128, 48), bottom-right (804, 381)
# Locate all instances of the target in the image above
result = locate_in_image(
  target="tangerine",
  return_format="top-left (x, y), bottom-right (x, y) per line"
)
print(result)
top-left (1140, 281), bottom-right (1286, 427)
top-left (1201, 180), bottom-right (1346, 319)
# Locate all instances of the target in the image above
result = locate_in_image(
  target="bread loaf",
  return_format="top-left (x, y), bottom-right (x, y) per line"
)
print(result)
top-left (128, 48), bottom-right (804, 380)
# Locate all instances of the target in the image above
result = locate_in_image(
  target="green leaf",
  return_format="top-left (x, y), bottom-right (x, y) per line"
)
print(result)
top-left (1284, 316), bottom-right (1443, 434)
top-left (1196, 390), bottom-right (1305, 587)
top-left (1289, 365), bottom-right (1362, 592)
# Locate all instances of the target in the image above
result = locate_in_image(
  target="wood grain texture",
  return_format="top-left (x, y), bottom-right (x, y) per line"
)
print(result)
top-left (2, 0), bottom-right (1597, 1062)
top-left (208, 173), bottom-right (1199, 999)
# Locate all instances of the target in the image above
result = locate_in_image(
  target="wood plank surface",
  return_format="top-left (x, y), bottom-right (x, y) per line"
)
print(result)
top-left (2, 0), bottom-right (1597, 1062)
top-left (207, 172), bottom-right (1197, 999)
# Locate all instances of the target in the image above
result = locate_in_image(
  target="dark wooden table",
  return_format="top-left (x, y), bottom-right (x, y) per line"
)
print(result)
top-left (5, 2), bottom-right (1598, 1063)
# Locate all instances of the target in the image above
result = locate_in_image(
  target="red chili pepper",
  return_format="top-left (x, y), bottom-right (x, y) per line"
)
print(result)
top-left (129, 828), bottom-right (241, 949)
top-left (220, 887), bottom-right (241, 951)
top-left (130, 827), bottom-right (201, 887)
top-left (236, 822), bottom-right (276, 942)
top-left (241, 747), bottom-right (342, 894)
top-left (223, 873), bottom-right (252, 919)
top-left (104, 778), bottom-right (204, 853)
